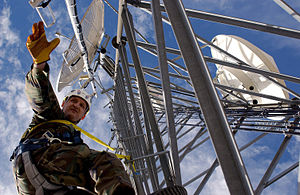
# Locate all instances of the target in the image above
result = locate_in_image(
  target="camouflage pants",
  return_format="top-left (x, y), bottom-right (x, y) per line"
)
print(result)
top-left (12, 143), bottom-right (133, 195)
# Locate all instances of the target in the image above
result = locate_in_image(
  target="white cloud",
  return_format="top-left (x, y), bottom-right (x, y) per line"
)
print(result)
top-left (0, 75), bottom-right (32, 195)
top-left (203, 167), bottom-right (229, 195)
top-left (7, 55), bottom-right (21, 70)
top-left (80, 93), bottom-right (113, 150)
top-left (0, 5), bottom-right (22, 71)
top-left (261, 166), bottom-right (298, 195)
top-left (0, 183), bottom-right (17, 195)
top-left (98, 68), bottom-right (113, 88)
top-left (0, 49), bottom-right (5, 59)
top-left (0, 77), bottom-right (32, 146)
top-left (180, 146), bottom-right (230, 194)
top-left (243, 145), bottom-right (271, 158)
top-left (0, 6), bottom-right (20, 47)
top-left (129, 6), bottom-right (154, 41)
top-left (286, 138), bottom-right (300, 160)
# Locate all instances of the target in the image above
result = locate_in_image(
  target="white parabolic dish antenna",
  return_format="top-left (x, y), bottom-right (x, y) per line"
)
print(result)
top-left (56, 0), bottom-right (104, 92)
top-left (211, 34), bottom-right (289, 105)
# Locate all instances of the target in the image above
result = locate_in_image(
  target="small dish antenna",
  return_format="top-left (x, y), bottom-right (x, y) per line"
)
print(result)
top-left (56, 0), bottom-right (105, 92)
top-left (211, 34), bottom-right (288, 105)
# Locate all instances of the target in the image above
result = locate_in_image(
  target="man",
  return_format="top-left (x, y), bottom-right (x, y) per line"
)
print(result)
top-left (11, 21), bottom-right (135, 195)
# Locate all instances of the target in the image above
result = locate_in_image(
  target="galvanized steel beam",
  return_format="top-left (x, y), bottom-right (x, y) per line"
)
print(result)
top-left (161, 0), bottom-right (254, 194)
top-left (254, 136), bottom-right (293, 194)
top-left (119, 43), bottom-right (160, 191)
top-left (121, 5), bottom-right (175, 187)
top-left (139, 1), bottom-right (300, 39)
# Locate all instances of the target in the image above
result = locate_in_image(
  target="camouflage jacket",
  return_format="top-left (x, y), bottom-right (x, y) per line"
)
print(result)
top-left (21, 63), bottom-right (78, 142)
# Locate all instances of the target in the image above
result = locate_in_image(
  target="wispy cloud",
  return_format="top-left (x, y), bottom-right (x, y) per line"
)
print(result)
top-left (0, 5), bottom-right (21, 69)
top-left (180, 142), bottom-right (229, 194)
top-left (0, 77), bottom-right (32, 149)
top-left (0, 4), bottom-right (27, 195)
top-left (0, 76), bottom-right (32, 194)
top-left (0, 183), bottom-right (17, 195)
top-left (0, 7), bottom-right (20, 47)
top-left (129, 6), bottom-right (154, 41)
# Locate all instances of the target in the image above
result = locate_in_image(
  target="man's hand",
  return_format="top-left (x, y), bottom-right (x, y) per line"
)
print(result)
top-left (26, 21), bottom-right (60, 64)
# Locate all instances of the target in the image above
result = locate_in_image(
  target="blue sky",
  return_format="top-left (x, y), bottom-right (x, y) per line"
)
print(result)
top-left (0, 0), bottom-right (299, 194)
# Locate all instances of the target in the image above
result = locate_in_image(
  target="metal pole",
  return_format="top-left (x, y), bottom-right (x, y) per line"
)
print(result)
top-left (194, 159), bottom-right (219, 195)
top-left (179, 127), bottom-right (206, 162)
top-left (265, 161), bottom-right (299, 188)
top-left (131, 60), bottom-right (298, 104)
top-left (205, 57), bottom-right (300, 85)
top-left (215, 83), bottom-right (296, 104)
top-left (121, 5), bottom-right (175, 187)
top-left (114, 0), bottom-right (125, 75)
top-left (136, 41), bottom-right (300, 95)
top-left (65, 0), bottom-right (97, 95)
top-left (139, 1), bottom-right (300, 39)
top-left (137, 40), bottom-right (300, 100)
top-left (114, 66), bottom-right (147, 195)
top-left (136, 41), bottom-right (182, 55)
top-left (273, 0), bottom-right (300, 23)
top-left (119, 44), bottom-right (160, 191)
top-left (162, 0), bottom-right (254, 194)
top-left (254, 136), bottom-right (293, 194)
top-left (183, 132), bottom-right (267, 187)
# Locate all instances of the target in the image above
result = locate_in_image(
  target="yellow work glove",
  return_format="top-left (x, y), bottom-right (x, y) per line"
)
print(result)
top-left (26, 21), bottom-right (60, 64)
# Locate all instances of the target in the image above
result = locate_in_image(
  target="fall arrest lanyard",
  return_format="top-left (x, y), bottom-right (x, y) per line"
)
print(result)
top-left (30, 120), bottom-right (133, 165)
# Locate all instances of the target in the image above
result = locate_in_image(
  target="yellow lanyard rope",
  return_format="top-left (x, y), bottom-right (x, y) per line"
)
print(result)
top-left (26, 120), bottom-right (136, 171)
top-left (53, 120), bottom-right (116, 151)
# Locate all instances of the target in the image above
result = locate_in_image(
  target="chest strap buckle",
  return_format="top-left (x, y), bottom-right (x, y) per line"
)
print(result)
top-left (42, 131), bottom-right (73, 145)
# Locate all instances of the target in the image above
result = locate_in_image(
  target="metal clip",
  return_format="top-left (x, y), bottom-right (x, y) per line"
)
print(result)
top-left (42, 131), bottom-right (73, 144)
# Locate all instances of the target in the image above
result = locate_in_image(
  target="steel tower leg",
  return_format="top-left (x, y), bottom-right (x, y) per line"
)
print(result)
top-left (114, 66), bottom-right (147, 195)
top-left (139, 1), bottom-right (300, 39)
top-left (121, 5), bottom-right (175, 187)
top-left (151, 0), bottom-right (182, 186)
top-left (119, 44), bottom-right (160, 191)
top-left (162, 0), bottom-right (254, 194)
top-left (114, 0), bottom-right (125, 71)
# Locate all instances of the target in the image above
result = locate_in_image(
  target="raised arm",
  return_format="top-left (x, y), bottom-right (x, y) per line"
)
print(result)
top-left (25, 21), bottom-right (61, 126)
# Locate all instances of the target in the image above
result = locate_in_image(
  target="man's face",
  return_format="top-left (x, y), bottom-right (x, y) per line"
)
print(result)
top-left (62, 96), bottom-right (88, 123)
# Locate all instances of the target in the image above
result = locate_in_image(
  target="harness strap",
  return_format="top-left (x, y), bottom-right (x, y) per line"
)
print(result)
top-left (47, 120), bottom-right (116, 151)
top-left (11, 130), bottom-right (83, 161)
top-left (46, 120), bottom-right (137, 172)
top-left (22, 151), bottom-right (67, 195)
top-left (17, 120), bottom-right (136, 172)
top-left (22, 120), bottom-right (115, 151)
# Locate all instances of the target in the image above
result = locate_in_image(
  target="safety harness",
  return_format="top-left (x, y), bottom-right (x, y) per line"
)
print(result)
top-left (21, 151), bottom-right (71, 195)
top-left (11, 120), bottom-right (85, 195)
top-left (11, 128), bottom-right (83, 161)
top-left (11, 120), bottom-right (132, 195)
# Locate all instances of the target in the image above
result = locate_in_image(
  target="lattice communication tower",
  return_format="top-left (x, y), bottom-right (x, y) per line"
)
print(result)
top-left (30, 0), bottom-right (300, 194)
